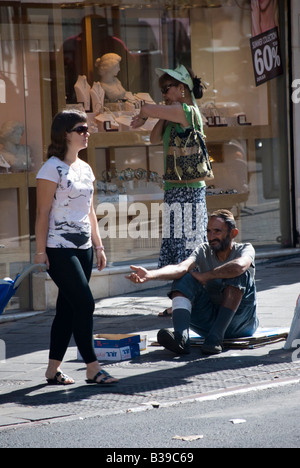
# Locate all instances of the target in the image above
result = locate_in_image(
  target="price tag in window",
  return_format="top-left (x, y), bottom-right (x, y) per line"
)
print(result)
top-left (250, 27), bottom-right (283, 87)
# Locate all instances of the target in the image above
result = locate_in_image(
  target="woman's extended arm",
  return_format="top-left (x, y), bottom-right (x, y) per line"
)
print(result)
top-left (34, 179), bottom-right (57, 268)
top-left (131, 103), bottom-right (189, 129)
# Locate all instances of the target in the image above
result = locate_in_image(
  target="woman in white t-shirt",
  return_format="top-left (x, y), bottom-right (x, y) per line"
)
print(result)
top-left (35, 109), bottom-right (118, 386)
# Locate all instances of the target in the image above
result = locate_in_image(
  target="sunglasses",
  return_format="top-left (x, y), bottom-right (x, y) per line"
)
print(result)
top-left (70, 125), bottom-right (89, 135)
top-left (160, 83), bottom-right (177, 94)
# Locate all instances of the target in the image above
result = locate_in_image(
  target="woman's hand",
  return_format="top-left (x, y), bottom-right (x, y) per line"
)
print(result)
top-left (131, 114), bottom-right (147, 129)
top-left (95, 249), bottom-right (107, 271)
top-left (34, 252), bottom-right (49, 270)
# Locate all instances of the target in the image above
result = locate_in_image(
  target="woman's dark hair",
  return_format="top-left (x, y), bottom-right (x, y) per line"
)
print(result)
top-left (158, 67), bottom-right (205, 100)
top-left (186, 66), bottom-right (205, 99)
top-left (47, 109), bottom-right (87, 160)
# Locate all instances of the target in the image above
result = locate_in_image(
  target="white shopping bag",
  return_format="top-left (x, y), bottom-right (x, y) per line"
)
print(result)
top-left (284, 295), bottom-right (300, 350)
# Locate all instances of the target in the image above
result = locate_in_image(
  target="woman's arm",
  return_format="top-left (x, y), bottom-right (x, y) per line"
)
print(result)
top-left (34, 179), bottom-right (57, 268)
top-left (131, 103), bottom-right (189, 129)
top-left (150, 119), bottom-right (167, 145)
top-left (89, 203), bottom-right (107, 271)
top-left (150, 100), bottom-right (179, 144)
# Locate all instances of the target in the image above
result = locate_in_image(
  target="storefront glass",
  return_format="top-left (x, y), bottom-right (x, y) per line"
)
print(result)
top-left (0, 1), bottom-right (32, 309)
top-left (0, 0), bottom-right (292, 309)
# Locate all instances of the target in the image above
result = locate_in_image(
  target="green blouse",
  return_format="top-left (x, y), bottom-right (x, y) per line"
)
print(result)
top-left (162, 103), bottom-right (206, 190)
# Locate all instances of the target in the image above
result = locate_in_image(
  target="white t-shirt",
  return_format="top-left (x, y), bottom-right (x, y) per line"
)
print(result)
top-left (36, 156), bottom-right (95, 249)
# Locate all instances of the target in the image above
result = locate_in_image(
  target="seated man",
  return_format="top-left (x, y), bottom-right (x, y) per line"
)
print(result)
top-left (126, 209), bottom-right (258, 355)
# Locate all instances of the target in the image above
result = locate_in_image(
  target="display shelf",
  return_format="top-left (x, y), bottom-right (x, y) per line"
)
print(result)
top-left (204, 124), bottom-right (275, 141)
top-left (87, 124), bottom-right (275, 172)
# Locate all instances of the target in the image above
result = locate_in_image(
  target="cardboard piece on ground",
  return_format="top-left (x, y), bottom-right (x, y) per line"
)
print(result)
top-left (151, 328), bottom-right (289, 350)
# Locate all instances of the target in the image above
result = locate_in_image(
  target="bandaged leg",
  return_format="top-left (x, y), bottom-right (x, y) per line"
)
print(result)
top-left (172, 296), bottom-right (192, 340)
top-left (157, 295), bottom-right (192, 354)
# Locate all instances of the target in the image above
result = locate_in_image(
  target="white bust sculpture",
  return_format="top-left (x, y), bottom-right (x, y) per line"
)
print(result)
top-left (95, 53), bottom-right (126, 102)
top-left (0, 120), bottom-right (31, 172)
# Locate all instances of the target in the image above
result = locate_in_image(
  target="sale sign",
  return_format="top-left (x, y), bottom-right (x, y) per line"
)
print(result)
top-left (250, 27), bottom-right (283, 87)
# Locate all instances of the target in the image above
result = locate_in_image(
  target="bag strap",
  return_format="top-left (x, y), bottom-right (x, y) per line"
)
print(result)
top-left (171, 106), bottom-right (205, 151)
top-left (182, 107), bottom-right (205, 150)
top-left (191, 106), bottom-right (205, 137)
top-left (191, 108), bottom-right (212, 171)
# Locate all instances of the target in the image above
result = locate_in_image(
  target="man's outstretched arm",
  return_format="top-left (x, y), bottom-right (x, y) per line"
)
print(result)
top-left (126, 258), bottom-right (196, 284)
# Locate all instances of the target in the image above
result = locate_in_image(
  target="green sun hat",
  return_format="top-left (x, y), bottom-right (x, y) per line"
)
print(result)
top-left (155, 64), bottom-right (194, 91)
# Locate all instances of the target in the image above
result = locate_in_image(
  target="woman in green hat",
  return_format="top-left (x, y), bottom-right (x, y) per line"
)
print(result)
top-left (131, 65), bottom-right (209, 317)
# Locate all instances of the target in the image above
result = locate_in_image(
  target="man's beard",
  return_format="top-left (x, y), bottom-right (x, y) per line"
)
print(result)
top-left (209, 233), bottom-right (231, 253)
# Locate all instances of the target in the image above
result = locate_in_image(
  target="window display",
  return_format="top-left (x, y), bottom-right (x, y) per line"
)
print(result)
top-left (0, 0), bottom-right (292, 310)
top-left (94, 53), bottom-right (127, 102)
top-left (74, 75), bottom-right (91, 111)
top-left (61, 1), bottom-right (289, 262)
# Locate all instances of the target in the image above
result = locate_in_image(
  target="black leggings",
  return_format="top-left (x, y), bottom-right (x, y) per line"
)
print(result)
top-left (46, 247), bottom-right (97, 364)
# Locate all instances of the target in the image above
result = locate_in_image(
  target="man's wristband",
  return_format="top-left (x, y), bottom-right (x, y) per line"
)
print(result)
top-left (94, 246), bottom-right (105, 251)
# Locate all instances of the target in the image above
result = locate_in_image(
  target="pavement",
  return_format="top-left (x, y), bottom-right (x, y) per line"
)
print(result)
top-left (1, 254), bottom-right (300, 431)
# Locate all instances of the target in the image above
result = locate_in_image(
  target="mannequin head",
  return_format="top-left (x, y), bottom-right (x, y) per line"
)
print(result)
top-left (0, 121), bottom-right (24, 146)
top-left (95, 53), bottom-right (122, 83)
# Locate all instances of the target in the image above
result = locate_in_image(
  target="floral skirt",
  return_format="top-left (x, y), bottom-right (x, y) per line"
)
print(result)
top-left (158, 186), bottom-right (208, 268)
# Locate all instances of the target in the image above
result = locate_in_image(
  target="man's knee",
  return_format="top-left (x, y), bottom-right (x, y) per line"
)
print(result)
top-left (222, 285), bottom-right (243, 311)
top-left (171, 291), bottom-right (187, 299)
top-left (168, 272), bottom-right (200, 302)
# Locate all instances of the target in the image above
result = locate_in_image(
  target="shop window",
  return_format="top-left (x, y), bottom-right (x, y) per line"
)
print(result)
top-left (0, 1), bottom-right (291, 299)
top-left (0, 3), bottom-right (32, 310)
top-left (58, 1), bottom-right (291, 262)
top-left (62, 6), bottom-right (191, 107)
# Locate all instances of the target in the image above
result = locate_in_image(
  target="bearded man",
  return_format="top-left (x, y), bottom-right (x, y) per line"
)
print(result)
top-left (126, 209), bottom-right (258, 355)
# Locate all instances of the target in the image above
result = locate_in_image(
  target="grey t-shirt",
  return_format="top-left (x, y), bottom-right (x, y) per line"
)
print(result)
top-left (190, 242), bottom-right (255, 305)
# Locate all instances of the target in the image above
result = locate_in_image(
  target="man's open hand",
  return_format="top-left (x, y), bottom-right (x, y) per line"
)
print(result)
top-left (125, 265), bottom-right (150, 284)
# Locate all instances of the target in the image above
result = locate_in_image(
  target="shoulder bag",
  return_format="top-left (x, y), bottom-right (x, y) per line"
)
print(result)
top-left (164, 107), bottom-right (214, 183)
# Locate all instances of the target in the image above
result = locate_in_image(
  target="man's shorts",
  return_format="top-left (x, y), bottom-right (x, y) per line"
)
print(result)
top-left (168, 272), bottom-right (259, 339)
